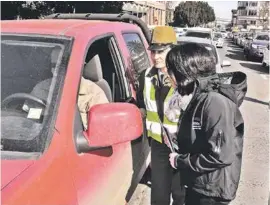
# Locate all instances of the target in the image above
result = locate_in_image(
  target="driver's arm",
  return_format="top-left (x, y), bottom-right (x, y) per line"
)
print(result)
top-left (78, 77), bottom-right (109, 130)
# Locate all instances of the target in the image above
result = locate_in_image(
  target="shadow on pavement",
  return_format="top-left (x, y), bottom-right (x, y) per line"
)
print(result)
top-left (227, 49), bottom-right (244, 55)
top-left (227, 43), bottom-right (241, 49)
top-left (244, 97), bottom-right (269, 106)
top-left (226, 53), bottom-right (246, 61)
top-left (240, 62), bottom-right (269, 74)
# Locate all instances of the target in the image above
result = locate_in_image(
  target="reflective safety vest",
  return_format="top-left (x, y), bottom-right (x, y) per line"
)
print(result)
top-left (143, 67), bottom-right (180, 143)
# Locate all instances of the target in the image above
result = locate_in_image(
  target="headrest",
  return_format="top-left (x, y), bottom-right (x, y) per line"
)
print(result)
top-left (83, 55), bottom-right (103, 82)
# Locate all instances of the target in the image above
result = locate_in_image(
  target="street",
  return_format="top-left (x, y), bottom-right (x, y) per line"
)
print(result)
top-left (129, 39), bottom-right (269, 205)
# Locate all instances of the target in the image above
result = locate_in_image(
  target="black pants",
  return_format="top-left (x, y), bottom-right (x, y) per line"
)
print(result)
top-left (151, 139), bottom-right (186, 205)
top-left (186, 189), bottom-right (231, 205)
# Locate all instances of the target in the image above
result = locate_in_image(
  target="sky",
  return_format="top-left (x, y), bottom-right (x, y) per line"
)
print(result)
top-left (208, 1), bottom-right (238, 19)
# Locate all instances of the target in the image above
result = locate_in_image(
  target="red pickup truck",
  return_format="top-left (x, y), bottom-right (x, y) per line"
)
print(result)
top-left (1, 13), bottom-right (152, 205)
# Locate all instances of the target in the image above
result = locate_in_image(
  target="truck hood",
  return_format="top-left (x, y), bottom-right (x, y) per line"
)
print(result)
top-left (1, 160), bottom-right (34, 189)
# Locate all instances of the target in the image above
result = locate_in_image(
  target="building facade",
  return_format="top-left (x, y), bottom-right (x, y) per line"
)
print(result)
top-left (231, 9), bottom-right (238, 26)
top-left (236, 1), bottom-right (269, 29)
top-left (122, 1), bottom-right (171, 26)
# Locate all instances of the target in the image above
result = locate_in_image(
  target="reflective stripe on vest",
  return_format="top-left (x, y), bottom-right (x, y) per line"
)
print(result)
top-left (143, 67), bottom-right (180, 143)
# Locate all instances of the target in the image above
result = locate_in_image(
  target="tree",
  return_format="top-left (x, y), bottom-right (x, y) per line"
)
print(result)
top-left (1, 1), bottom-right (129, 20)
top-left (1, 1), bottom-right (25, 20)
top-left (258, 1), bottom-right (269, 29)
top-left (173, 1), bottom-right (215, 27)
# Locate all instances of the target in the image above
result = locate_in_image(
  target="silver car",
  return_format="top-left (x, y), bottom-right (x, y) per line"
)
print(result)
top-left (246, 32), bottom-right (269, 61)
top-left (262, 44), bottom-right (269, 68)
top-left (213, 32), bottom-right (224, 48)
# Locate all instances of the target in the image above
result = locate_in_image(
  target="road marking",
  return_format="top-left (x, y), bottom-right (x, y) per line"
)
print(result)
top-left (260, 74), bottom-right (268, 80)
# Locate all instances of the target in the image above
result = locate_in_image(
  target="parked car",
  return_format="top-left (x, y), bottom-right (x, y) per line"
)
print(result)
top-left (262, 44), bottom-right (269, 68)
top-left (174, 27), bottom-right (187, 41)
top-left (239, 32), bottom-right (254, 48)
top-left (236, 32), bottom-right (245, 47)
top-left (220, 30), bottom-right (227, 38)
top-left (213, 32), bottom-right (224, 48)
top-left (177, 36), bottom-right (231, 73)
top-left (232, 31), bottom-right (238, 41)
top-left (1, 13), bottom-right (152, 205)
top-left (184, 27), bottom-right (212, 40)
top-left (245, 32), bottom-right (270, 61)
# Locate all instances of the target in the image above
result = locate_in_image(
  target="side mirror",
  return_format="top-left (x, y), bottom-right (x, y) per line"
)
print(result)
top-left (76, 103), bottom-right (143, 153)
top-left (221, 60), bottom-right (231, 67)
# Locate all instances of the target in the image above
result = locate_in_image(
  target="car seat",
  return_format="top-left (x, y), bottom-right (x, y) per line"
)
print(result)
top-left (83, 55), bottom-right (113, 102)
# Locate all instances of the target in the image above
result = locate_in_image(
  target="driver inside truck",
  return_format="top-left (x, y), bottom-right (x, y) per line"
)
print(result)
top-left (23, 46), bottom-right (108, 130)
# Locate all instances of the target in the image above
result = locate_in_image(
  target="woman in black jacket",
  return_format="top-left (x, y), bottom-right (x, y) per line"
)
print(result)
top-left (165, 43), bottom-right (247, 205)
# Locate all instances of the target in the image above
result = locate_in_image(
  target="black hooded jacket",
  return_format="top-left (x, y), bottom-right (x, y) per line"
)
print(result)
top-left (175, 71), bottom-right (247, 201)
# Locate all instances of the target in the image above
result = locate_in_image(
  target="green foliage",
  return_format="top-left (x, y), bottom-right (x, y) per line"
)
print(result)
top-left (173, 1), bottom-right (215, 27)
top-left (1, 1), bottom-right (129, 20)
top-left (1, 1), bottom-right (25, 20)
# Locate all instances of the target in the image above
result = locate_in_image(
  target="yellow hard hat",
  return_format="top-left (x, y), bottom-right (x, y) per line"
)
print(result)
top-left (148, 26), bottom-right (177, 51)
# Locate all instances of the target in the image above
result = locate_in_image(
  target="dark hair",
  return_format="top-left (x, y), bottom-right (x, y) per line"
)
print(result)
top-left (166, 42), bottom-right (216, 95)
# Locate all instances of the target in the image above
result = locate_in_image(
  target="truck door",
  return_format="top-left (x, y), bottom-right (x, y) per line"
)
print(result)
top-left (67, 35), bottom-right (134, 205)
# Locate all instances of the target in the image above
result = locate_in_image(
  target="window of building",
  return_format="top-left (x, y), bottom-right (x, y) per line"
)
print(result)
top-left (248, 10), bottom-right (257, 16)
top-left (238, 9), bottom-right (248, 16)
top-left (249, 2), bottom-right (258, 7)
top-left (148, 7), bottom-right (152, 25)
top-left (250, 20), bottom-right (256, 25)
top-left (238, 1), bottom-right (247, 7)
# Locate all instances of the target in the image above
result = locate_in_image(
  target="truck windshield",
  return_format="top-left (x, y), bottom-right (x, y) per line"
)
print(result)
top-left (1, 34), bottom-right (70, 155)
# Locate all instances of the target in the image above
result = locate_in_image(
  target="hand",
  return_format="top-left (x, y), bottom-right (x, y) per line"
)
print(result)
top-left (169, 152), bottom-right (179, 169)
top-left (163, 135), bottom-right (170, 148)
top-left (139, 108), bottom-right (146, 119)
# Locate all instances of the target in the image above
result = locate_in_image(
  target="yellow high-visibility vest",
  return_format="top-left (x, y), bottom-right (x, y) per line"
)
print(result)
top-left (143, 67), bottom-right (180, 143)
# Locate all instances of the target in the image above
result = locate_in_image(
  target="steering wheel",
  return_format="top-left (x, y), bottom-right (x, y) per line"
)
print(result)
top-left (1, 93), bottom-right (46, 109)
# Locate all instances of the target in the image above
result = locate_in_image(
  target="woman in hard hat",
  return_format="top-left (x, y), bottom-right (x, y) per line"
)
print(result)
top-left (137, 26), bottom-right (185, 205)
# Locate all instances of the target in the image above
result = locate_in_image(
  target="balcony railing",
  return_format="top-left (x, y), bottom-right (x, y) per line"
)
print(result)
top-left (238, 6), bottom-right (246, 9)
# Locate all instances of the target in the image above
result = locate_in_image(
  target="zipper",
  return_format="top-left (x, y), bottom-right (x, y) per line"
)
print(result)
top-left (214, 130), bottom-right (223, 154)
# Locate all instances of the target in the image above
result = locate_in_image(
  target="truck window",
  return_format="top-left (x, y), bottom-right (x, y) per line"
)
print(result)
top-left (122, 33), bottom-right (150, 74)
top-left (82, 36), bottom-right (126, 103)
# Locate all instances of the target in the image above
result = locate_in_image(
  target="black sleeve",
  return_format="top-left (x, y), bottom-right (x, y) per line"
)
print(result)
top-left (176, 95), bottom-right (235, 173)
top-left (136, 70), bottom-right (146, 109)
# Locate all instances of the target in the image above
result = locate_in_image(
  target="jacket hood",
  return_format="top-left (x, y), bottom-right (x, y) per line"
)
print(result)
top-left (197, 71), bottom-right (247, 107)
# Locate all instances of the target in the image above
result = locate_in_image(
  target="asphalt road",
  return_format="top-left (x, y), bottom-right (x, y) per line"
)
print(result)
top-left (128, 39), bottom-right (269, 205)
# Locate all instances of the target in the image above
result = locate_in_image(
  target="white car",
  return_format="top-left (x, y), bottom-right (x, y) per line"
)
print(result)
top-left (262, 44), bottom-right (269, 68)
top-left (174, 27), bottom-right (187, 41)
top-left (213, 32), bottom-right (224, 48)
top-left (184, 27), bottom-right (212, 40)
top-left (220, 30), bottom-right (227, 38)
top-left (177, 36), bottom-right (231, 73)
